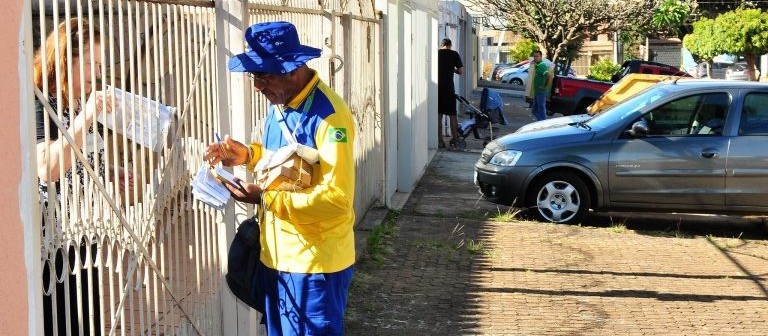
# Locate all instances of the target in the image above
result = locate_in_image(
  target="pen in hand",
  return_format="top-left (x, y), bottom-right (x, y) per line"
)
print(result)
top-left (215, 132), bottom-right (230, 160)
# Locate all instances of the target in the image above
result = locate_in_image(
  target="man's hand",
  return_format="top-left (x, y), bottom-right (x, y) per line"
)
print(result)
top-left (225, 178), bottom-right (263, 204)
top-left (204, 135), bottom-right (248, 167)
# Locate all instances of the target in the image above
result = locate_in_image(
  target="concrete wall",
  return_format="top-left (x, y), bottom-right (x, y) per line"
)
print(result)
top-left (379, 0), bottom-right (438, 201)
top-left (5, 1), bottom-right (31, 335)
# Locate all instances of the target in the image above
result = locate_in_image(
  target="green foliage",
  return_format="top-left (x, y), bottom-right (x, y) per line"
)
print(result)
top-left (683, 17), bottom-right (719, 61)
top-left (714, 8), bottom-right (768, 56)
top-left (651, 0), bottom-right (692, 37)
top-left (588, 59), bottom-right (621, 81)
top-left (684, 7), bottom-right (768, 79)
top-left (510, 39), bottom-right (538, 63)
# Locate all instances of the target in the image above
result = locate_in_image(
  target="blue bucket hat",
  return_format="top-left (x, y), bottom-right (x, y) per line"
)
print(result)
top-left (228, 21), bottom-right (322, 74)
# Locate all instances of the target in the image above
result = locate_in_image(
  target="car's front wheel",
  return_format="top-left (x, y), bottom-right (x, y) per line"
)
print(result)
top-left (511, 78), bottom-right (524, 86)
top-left (526, 172), bottom-right (590, 224)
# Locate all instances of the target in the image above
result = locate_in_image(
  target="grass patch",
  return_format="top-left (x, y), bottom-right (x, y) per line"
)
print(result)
top-left (465, 239), bottom-right (484, 254)
top-left (451, 224), bottom-right (485, 254)
top-left (415, 224), bottom-right (487, 256)
top-left (608, 223), bottom-right (627, 233)
top-left (637, 220), bottom-right (693, 238)
top-left (432, 209), bottom-right (447, 218)
top-left (349, 271), bottom-right (373, 292)
top-left (365, 209), bottom-right (399, 265)
top-left (450, 224), bottom-right (466, 250)
top-left (641, 228), bottom-right (693, 239)
top-left (490, 206), bottom-right (522, 222)
top-left (706, 232), bottom-right (746, 251)
top-left (417, 239), bottom-right (453, 251)
top-left (458, 211), bottom-right (489, 221)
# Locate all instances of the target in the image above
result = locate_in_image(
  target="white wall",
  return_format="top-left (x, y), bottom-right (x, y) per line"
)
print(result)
top-left (379, 0), bottom-right (438, 201)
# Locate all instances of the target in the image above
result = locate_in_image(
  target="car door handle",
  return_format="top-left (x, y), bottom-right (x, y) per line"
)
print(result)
top-left (700, 151), bottom-right (719, 159)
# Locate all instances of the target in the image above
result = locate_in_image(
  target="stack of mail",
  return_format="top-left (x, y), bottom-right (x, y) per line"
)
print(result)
top-left (191, 163), bottom-right (232, 210)
top-left (97, 86), bottom-right (174, 152)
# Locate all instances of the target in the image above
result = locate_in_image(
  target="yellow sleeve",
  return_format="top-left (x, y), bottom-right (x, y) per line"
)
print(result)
top-left (245, 143), bottom-right (263, 172)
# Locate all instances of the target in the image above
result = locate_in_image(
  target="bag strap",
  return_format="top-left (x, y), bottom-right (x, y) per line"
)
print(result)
top-left (275, 107), bottom-right (296, 145)
top-left (274, 90), bottom-right (316, 145)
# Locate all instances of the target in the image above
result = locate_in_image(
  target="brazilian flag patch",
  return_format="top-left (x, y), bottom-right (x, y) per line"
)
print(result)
top-left (328, 128), bottom-right (348, 143)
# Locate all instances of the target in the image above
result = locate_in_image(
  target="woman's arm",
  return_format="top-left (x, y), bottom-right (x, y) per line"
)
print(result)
top-left (37, 91), bottom-right (112, 182)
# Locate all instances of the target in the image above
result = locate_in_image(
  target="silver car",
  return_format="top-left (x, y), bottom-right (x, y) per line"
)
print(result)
top-left (725, 62), bottom-right (760, 81)
top-left (475, 80), bottom-right (768, 224)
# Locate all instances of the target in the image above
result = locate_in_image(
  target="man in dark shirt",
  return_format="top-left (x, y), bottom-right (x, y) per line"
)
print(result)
top-left (438, 38), bottom-right (464, 149)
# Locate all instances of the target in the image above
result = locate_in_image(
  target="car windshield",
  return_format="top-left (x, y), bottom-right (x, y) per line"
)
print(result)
top-left (585, 83), bottom-right (673, 129)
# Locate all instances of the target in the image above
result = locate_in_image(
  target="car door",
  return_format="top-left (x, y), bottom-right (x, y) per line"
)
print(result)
top-left (726, 91), bottom-right (768, 209)
top-left (608, 92), bottom-right (730, 206)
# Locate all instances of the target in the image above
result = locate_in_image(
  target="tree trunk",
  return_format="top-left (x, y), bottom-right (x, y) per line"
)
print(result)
top-left (745, 54), bottom-right (757, 81)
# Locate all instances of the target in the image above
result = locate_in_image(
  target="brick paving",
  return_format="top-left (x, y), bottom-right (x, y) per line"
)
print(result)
top-left (347, 88), bottom-right (768, 335)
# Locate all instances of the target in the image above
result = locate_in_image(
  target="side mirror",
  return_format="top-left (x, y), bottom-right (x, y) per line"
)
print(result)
top-left (626, 119), bottom-right (650, 137)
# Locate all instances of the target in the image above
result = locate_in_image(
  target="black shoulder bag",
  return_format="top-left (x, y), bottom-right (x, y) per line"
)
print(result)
top-left (226, 216), bottom-right (263, 312)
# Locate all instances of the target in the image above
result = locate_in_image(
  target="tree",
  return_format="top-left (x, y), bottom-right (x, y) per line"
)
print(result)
top-left (715, 8), bottom-right (768, 80)
top-left (651, 0), bottom-right (693, 38)
top-left (509, 39), bottom-right (538, 63)
top-left (682, 17), bottom-right (720, 70)
top-left (464, 0), bottom-right (656, 62)
top-left (684, 7), bottom-right (768, 80)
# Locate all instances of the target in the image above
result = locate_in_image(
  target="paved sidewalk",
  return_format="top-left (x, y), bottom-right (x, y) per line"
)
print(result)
top-left (347, 149), bottom-right (768, 335)
top-left (346, 88), bottom-right (768, 335)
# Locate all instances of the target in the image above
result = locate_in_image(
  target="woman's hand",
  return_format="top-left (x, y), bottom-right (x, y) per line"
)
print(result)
top-left (204, 135), bottom-right (248, 167)
top-left (83, 90), bottom-right (115, 122)
top-left (225, 178), bottom-right (263, 204)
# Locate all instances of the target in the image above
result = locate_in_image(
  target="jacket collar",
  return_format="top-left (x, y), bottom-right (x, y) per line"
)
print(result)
top-left (286, 69), bottom-right (320, 110)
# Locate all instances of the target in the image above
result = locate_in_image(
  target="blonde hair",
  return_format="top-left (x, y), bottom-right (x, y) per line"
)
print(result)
top-left (33, 18), bottom-right (100, 109)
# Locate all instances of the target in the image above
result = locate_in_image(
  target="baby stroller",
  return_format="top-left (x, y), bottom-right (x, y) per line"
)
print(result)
top-left (453, 88), bottom-right (507, 149)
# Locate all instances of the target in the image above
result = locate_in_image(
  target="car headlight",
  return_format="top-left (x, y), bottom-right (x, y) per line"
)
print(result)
top-left (489, 150), bottom-right (522, 166)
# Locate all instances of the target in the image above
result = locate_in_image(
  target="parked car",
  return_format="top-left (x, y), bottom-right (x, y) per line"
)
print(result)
top-left (550, 60), bottom-right (690, 117)
top-left (487, 63), bottom-right (510, 81)
top-left (725, 62), bottom-right (760, 81)
top-left (502, 59), bottom-right (562, 86)
top-left (611, 60), bottom-right (690, 83)
top-left (474, 79), bottom-right (768, 224)
top-left (696, 61), bottom-right (732, 79)
top-left (500, 63), bottom-right (530, 85)
top-left (496, 60), bottom-right (529, 82)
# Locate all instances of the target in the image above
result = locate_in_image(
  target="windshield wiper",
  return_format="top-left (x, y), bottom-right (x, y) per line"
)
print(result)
top-left (576, 121), bottom-right (592, 130)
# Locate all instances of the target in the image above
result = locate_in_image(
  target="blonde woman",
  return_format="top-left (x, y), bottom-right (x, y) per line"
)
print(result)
top-left (33, 18), bottom-right (128, 335)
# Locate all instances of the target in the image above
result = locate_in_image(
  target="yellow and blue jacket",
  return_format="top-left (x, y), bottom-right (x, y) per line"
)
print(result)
top-left (245, 71), bottom-right (356, 273)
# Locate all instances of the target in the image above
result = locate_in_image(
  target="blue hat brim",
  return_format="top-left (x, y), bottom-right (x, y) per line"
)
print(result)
top-left (228, 46), bottom-right (321, 74)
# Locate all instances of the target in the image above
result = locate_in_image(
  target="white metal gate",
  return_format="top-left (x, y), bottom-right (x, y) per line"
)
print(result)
top-left (31, 1), bottom-right (222, 334)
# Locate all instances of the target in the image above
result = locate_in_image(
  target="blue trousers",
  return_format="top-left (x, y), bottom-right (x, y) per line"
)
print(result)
top-left (253, 261), bottom-right (354, 335)
top-left (532, 94), bottom-right (548, 121)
